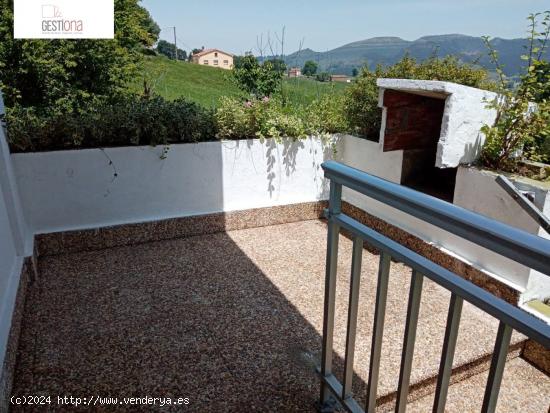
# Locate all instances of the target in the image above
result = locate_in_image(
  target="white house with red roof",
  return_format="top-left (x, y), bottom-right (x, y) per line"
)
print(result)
top-left (191, 48), bottom-right (234, 69)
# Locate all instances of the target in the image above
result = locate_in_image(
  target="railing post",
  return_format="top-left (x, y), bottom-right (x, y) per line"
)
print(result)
top-left (395, 270), bottom-right (424, 413)
top-left (365, 252), bottom-right (391, 413)
top-left (481, 322), bottom-right (513, 413)
top-left (433, 294), bottom-right (463, 413)
top-left (319, 181), bottom-right (342, 411)
top-left (342, 236), bottom-right (363, 399)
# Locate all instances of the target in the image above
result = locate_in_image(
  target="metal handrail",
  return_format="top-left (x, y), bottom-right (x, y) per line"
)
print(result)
top-left (318, 161), bottom-right (550, 413)
top-left (322, 160), bottom-right (550, 276)
top-left (332, 213), bottom-right (550, 346)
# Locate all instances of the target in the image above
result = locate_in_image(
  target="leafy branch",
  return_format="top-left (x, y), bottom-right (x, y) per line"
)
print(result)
top-left (480, 12), bottom-right (550, 175)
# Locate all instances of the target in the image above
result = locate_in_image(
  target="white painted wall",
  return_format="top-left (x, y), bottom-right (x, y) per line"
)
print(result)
top-left (0, 93), bottom-right (29, 379)
top-left (13, 134), bottom-right (546, 298)
top-left (454, 166), bottom-right (550, 302)
top-left (12, 137), bottom-right (339, 234)
top-left (0, 186), bottom-right (24, 381)
top-left (341, 134), bottom-right (404, 184)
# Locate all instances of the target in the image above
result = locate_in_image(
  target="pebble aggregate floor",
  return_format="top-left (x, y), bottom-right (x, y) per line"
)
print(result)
top-left (11, 220), bottom-right (549, 412)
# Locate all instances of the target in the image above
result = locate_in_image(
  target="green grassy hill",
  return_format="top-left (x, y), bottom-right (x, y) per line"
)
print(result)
top-left (131, 56), bottom-right (348, 107)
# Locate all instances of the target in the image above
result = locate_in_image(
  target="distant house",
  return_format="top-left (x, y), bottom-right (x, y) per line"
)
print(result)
top-left (330, 75), bottom-right (352, 83)
top-left (192, 49), bottom-right (234, 70)
top-left (288, 67), bottom-right (302, 78)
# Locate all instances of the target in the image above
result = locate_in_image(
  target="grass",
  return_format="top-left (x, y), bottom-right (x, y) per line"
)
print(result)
top-left (131, 55), bottom-right (349, 108)
top-left (281, 77), bottom-right (349, 107)
top-left (131, 56), bottom-right (242, 107)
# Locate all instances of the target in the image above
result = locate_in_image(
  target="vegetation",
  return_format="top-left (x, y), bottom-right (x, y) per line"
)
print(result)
top-left (7, 96), bottom-right (216, 152)
top-left (0, 0), bottom-right (170, 152)
top-left (345, 55), bottom-right (498, 138)
top-left (156, 40), bottom-right (187, 61)
top-left (0, 0), bottom-right (157, 111)
top-left (131, 56), bottom-right (243, 107)
top-left (302, 60), bottom-right (318, 77)
top-left (0, 0), bottom-right (219, 152)
top-left (531, 60), bottom-right (550, 102)
top-left (2, 0), bottom-right (547, 168)
top-left (480, 12), bottom-right (550, 176)
top-left (232, 54), bottom-right (284, 98)
top-left (316, 72), bottom-right (331, 82)
top-left (216, 95), bottom-right (348, 141)
top-left (266, 58), bottom-right (287, 75)
top-left (281, 77), bottom-right (348, 106)
top-left (130, 56), bottom-right (348, 107)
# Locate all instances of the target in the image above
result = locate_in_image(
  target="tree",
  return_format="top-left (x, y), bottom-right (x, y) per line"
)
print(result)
top-left (0, 0), bottom-right (160, 111)
top-left (156, 39), bottom-right (186, 60)
top-left (352, 68), bottom-right (359, 77)
top-left (302, 60), bottom-right (318, 77)
top-left (316, 72), bottom-right (330, 82)
top-left (114, 0), bottom-right (160, 50)
top-left (140, 9), bottom-right (160, 46)
top-left (232, 54), bottom-right (283, 97)
top-left (266, 58), bottom-right (287, 75)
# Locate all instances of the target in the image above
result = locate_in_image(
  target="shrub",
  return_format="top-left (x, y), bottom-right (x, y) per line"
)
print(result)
top-left (344, 55), bottom-right (497, 138)
top-left (215, 96), bottom-right (257, 139)
top-left (343, 69), bottom-right (380, 138)
top-left (302, 61), bottom-right (318, 77)
top-left (232, 54), bottom-right (283, 98)
top-left (316, 72), bottom-right (331, 82)
top-left (480, 12), bottom-right (550, 173)
top-left (523, 104), bottom-right (550, 165)
top-left (254, 99), bottom-right (307, 140)
top-left (216, 97), bottom-right (306, 141)
top-left (5, 95), bottom-right (217, 152)
top-left (307, 95), bottom-right (349, 135)
top-left (531, 60), bottom-right (550, 102)
top-left (216, 95), bottom-right (348, 141)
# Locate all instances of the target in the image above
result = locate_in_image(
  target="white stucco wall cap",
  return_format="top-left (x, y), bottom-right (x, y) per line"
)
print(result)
top-left (376, 78), bottom-right (497, 100)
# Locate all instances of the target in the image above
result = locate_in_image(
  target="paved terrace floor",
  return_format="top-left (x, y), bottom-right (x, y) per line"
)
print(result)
top-left (11, 220), bottom-right (550, 412)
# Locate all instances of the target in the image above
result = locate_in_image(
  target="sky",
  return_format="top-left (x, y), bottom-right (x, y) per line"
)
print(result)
top-left (142, 0), bottom-right (550, 55)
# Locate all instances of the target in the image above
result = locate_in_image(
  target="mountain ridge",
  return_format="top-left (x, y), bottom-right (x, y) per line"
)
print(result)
top-left (281, 34), bottom-right (546, 76)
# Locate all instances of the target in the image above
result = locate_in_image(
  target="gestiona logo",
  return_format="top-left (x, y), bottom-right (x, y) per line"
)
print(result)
top-left (41, 4), bottom-right (83, 34)
top-left (14, 0), bottom-right (113, 39)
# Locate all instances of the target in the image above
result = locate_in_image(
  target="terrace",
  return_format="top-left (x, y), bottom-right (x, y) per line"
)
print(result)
top-left (0, 81), bottom-right (549, 412)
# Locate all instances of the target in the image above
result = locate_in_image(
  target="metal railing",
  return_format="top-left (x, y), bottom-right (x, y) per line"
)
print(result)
top-left (318, 161), bottom-right (550, 413)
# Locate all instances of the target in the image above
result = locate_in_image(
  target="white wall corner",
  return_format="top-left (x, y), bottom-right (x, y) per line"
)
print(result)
top-left (0, 91), bottom-right (32, 257)
top-left (377, 88), bottom-right (388, 146)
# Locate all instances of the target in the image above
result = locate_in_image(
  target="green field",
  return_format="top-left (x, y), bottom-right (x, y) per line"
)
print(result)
top-left (131, 56), bottom-right (348, 107)
top-left (282, 76), bottom-right (349, 106)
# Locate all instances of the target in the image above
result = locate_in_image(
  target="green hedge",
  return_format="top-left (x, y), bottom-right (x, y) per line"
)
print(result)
top-left (4, 96), bottom-right (217, 152)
